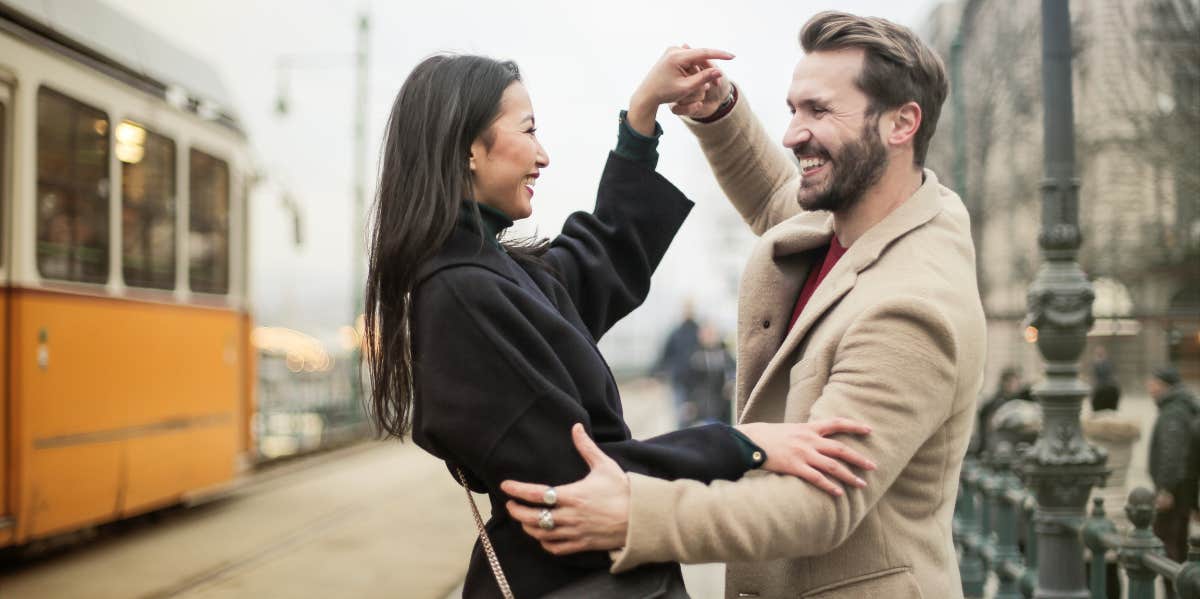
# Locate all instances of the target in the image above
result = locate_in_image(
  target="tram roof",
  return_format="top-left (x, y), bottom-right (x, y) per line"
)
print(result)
top-left (0, 0), bottom-right (243, 134)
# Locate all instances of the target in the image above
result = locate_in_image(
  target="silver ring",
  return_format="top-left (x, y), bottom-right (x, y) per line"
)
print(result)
top-left (543, 487), bottom-right (558, 506)
top-left (538, 508), bottom-right (555, 530)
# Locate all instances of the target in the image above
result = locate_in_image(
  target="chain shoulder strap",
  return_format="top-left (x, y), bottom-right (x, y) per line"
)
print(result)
top-left (454, 467), bottom-right (516, 599)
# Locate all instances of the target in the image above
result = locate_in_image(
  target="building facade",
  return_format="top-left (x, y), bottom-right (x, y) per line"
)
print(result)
top-left (921, 0), bottom-right (1200, 392)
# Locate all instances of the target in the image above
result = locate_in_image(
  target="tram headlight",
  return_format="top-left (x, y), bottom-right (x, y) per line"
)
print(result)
top-left (116, 121), bottom-right (147, 164)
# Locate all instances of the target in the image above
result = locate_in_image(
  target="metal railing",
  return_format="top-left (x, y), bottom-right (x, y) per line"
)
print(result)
top-left (956, 451), bottom-right (1200, 598)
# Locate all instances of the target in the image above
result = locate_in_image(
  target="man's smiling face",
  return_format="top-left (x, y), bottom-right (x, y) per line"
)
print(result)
top-left (784, 47), bottom-right (889, 213)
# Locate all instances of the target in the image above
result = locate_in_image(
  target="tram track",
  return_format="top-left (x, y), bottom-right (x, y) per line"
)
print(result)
top-left (136, 502), bottom-right (364, 599)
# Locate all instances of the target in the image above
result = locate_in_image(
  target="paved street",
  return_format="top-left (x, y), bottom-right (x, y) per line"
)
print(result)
top-left (0, 384), bottom-right (1167, 599)
top-left (0, 379), bottom-right (722, 599)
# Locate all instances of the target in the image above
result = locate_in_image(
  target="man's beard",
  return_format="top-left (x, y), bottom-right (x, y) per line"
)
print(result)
top-left (796, 118), bottom-right (888, 213)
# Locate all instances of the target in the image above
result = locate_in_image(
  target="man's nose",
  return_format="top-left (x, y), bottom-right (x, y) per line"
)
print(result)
top-left (782, 124), bottom-right (811, 150)
top-left (782, 122), bottom-right (812, 151)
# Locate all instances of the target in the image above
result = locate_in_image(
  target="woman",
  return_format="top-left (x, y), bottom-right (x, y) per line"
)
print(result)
top-left (364, 50), bottom-right (875, 598)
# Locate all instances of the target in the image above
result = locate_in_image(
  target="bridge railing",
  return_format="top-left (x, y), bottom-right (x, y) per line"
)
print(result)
top-left (956, 452), bottom-right (1200, 599)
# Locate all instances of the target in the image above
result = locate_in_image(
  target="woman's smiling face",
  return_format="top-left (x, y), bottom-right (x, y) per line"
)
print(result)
top-left (469, 82), bottom-right (550, 220)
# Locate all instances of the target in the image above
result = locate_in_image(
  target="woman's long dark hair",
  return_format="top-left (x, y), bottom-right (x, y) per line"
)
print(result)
top-left (365, 54), bottom-right (546, 438)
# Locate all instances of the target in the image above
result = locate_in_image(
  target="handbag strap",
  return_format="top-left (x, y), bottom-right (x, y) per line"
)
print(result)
top-left (454, 467), bottom-right (516, 599)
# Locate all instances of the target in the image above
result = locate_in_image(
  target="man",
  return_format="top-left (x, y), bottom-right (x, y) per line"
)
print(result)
top-left (503, 11), bottom-right (986, 599)
top-left (1148, 364), bottom-right (1198, 594)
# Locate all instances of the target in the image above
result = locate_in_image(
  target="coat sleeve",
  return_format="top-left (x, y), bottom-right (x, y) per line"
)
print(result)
top-left (683, 85), bottom-right (803, 236)
top-left (1151, 411), bottom-right (1193, 493)
top-left (609, 298), bottom-right (960, 571)
top-left (411, 268), bottom-right (752, 495)
top-left (540, 152), bottom-right (693, 341)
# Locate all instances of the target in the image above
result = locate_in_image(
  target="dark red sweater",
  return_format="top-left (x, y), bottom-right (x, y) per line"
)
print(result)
top-left (788, 238), bottom-right (848, 332)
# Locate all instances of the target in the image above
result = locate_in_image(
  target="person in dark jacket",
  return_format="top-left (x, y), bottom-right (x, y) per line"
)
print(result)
top-left (362, 52), bottom-right (876, 599)
top-left (1148, 364), bottom-right (1199, 597)
top-left (1090, 346), bottom-right (1121, 412)
top-left (654, 303), bottom-right (700, 426)
top-left (973, 367), bottom-right (1032, 457)
top-left (682, 323), bottom-right (736, 426)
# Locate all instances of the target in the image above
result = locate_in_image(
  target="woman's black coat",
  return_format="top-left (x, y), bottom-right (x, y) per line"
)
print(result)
top-left (410, 152), bottom-right (753, 598)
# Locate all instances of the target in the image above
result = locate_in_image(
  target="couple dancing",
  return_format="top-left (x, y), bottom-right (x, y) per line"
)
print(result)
top-left (364, 10), bottom-right (985, 599)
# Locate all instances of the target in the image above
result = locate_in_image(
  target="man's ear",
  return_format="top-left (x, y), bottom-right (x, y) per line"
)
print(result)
top-left (886, 101), bottom-right (922, 149)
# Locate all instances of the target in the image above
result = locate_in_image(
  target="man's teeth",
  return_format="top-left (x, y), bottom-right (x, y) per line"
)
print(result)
top-left (800, 158), bottom-right (827, 170)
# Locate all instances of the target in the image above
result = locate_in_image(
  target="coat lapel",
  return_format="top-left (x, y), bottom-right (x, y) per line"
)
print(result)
top-left (738, 170), bottom-right (949, 420)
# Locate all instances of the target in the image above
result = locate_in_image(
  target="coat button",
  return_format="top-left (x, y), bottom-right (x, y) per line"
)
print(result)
top-left (761, 319), bottom-right (770, 329)
top-left (752, 451), bottom-right (763, 462)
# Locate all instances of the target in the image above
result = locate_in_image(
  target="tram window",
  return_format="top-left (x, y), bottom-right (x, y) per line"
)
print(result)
top-left (36, 88), bottom-right (110, 284)
top-left (1, 100), bottom-right (6, 266)
top-left (120, 122), bottom-right (176, 290)
top-left (189, 149), bottom-right (229, 295)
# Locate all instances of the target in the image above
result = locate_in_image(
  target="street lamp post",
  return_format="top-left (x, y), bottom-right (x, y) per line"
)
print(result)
top-left (274, 12), bottom-right (371, 403)
top-left (1017, 2), bottom-right (1108, 598)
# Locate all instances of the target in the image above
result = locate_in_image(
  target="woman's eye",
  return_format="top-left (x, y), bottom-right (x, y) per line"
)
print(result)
top-left (526, 127), bottom-right (537, 135)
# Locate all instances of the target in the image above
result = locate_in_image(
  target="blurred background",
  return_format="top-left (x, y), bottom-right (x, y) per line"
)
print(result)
top-left (0, 0), bottom-right (1195, 597)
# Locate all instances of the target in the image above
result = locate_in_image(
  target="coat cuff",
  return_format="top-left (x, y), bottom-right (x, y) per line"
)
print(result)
top-left (609, 473), bottom-right (678, 573)
top-left (682, 82), bottom-right (756, 146)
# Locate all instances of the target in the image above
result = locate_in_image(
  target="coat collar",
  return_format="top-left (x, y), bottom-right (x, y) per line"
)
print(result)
top-left (740, 169), bottom-right (947, 418)
top-left (414, 223), bottom-right (522, 287)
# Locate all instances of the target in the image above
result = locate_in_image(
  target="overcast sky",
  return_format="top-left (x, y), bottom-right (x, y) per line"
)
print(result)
top-left (104, 0), bottom-right (940, 364)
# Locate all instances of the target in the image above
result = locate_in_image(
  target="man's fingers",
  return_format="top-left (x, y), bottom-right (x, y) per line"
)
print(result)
top-left (505, 500), bottom-right (544, 524)
top-left (570, 423), bottom-right (612, 471)
top-left (798, 465), bottom-right (843, 497)
top-left (542, 539), bottom-right (591, 556)
top-left (670, 102), bottom-right (703, 116)
top-left (813, 417), bottom-right (872, 437)
top-left (500, 479), bottom-right (550, 504)
top-left (678, 68), bottom-right (722, 96)
top-left (819, 439), bottom-right (877, 471)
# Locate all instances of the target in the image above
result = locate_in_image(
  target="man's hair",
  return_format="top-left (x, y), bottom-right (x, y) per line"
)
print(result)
top-left (800, 11), bottom-right (949, 167)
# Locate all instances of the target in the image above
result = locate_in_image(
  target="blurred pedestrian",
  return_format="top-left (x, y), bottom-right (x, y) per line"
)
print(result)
top-left (1083, 385), bottom-right (1141, 599)
top-left (363, 52), bottom-right (873, 599)
top-left (1148, 365), bottom-right (1198, 597)
top-left (974, 367), bottom-right (1032, 457)
top-left (1090, 346), bottom-right (1121, 412)
top-left (653, 301), bottom-right (700, 427)
top-left (682, 323), bottom-right (735, 426)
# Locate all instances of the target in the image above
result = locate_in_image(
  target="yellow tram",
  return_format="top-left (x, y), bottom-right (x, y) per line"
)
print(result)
top-left (0, 1), bottom-right (256, 548)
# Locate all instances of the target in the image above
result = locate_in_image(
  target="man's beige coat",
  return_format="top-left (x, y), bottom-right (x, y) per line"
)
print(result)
top-left (609, 93), bottom-right (986, 598)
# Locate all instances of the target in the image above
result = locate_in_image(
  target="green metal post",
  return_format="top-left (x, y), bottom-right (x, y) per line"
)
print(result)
top-left (1119, 488), bottom-right (1163, 599)
top-left (994, 449), bottom-right (1025, 599)
top-left (958, 460), bottom-right (987, 598)
top-left (1082, 498), bottom-right (1115, 599)
top-left (1017, 3), bottom-right (1109, 597)
top-left (1179, 535), bottom-right (1200, 598)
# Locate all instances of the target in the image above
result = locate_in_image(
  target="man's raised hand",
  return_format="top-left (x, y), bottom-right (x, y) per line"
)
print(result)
top-left (626, 46), bottom-right (734, 135)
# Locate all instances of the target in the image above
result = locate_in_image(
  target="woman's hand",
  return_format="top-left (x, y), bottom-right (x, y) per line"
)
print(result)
top-left (737, 418), bottom-right (877, 497)
top-left (627, 46), bottom-right (734, 135)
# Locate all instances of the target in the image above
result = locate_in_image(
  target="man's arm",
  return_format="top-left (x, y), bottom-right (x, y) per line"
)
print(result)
top-left (607, 297), bottom-right (960, 569)
top-left (683, 84), bottom-right (803, 235)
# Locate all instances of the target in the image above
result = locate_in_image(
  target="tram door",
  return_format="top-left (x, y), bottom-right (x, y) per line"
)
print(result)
top-left (0, 81), bottom-right (11, 534)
